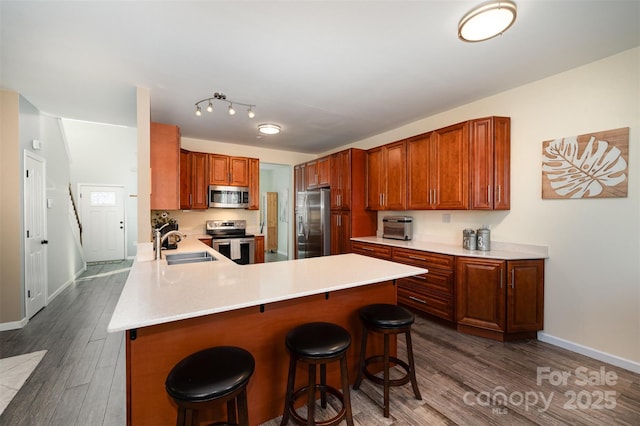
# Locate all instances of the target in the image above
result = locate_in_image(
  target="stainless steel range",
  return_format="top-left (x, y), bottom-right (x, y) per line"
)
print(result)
top-left (206, 220), bottom-right (255, 265)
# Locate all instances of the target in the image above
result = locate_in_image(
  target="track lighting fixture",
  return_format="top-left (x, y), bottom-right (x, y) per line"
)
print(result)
top-left (194, 92), bottom-right (256, 119)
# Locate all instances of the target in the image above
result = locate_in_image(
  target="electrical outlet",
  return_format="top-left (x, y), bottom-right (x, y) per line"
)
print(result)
top-left (442, 214), bottom-right (451, 223)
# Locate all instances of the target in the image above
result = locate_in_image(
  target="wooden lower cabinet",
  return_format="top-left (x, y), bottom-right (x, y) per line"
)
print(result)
top-left (393, 247), bottom-right (455, 321)
top-left (351, 241), bottom-right (392, 260)
top-left (456, 257), bottom-right (544, 341)
top-left (198, 237), bottom-right (212, 247)
top-left (352, 241), bottom-right (545, 341)
top-left (330, 211), bottom-right (351, 255)
top-left (254, 235), bottom-right (265, 263)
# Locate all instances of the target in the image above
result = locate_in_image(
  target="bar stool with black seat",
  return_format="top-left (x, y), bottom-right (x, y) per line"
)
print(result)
top-left (353, 303), bottom-right (422, 418)
top-left (165, 346), bottom-right (255, 426)
top-left (280, 322), bottom-right (354, 426)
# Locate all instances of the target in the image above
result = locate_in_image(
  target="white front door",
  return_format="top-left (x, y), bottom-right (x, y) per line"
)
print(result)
top-left (80, 185), bottom-right (126, 262)
top-left (24, 152), bottom-right (47, 318)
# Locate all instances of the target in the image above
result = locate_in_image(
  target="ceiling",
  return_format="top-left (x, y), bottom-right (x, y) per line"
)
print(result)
top-left (2, 1), bottom-right (639, 154)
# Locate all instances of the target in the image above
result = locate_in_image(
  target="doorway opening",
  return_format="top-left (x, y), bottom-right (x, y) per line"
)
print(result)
top-left (259, 163), bottom-right (292, 262)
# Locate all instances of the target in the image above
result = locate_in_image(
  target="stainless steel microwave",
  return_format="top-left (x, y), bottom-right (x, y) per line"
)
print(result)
top-left (208, 185), bottom-right (250, 208)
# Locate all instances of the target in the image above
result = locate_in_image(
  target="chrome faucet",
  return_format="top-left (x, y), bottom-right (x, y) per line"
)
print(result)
top-left (154, 224), bottom-right (186, 260)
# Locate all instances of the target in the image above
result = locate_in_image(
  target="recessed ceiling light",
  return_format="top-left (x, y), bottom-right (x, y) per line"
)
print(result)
top-left (458, 0), bottom-right (517, 42)
top-left (258, 123), bottom-right (281, 135)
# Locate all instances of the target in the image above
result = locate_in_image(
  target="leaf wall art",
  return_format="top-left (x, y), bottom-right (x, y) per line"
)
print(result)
top-left (541, 127), bottom-right (629, 199)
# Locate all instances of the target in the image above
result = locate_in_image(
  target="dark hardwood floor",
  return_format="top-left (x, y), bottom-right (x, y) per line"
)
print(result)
top-left (2, 261), bottom-right (638, 425)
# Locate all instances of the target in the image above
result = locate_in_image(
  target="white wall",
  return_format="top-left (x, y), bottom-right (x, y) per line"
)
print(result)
top-left (338, 48), bottom-right (639, 368)
top-left (63, 119), bottom-right (138, 257)
top-left (40, 116), bottom-right (84, 301)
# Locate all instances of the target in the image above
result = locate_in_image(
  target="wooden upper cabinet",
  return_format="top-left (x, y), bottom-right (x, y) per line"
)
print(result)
top-left (247, 158), bottom-right (260, 210)
top-left (229, 157), bottom-right (250, 187)
top-left (470, 116), bottom-right (511, 210)
top-left (209, 154), bottom-right (249, 187)
top-left (180, 150), bottom-right (208, 210)
top-left (330, 150), bottom-right (351, 210)
top-left (294, 164), bottom-right (306, 194)
top-left (366, 147), bottom-right (384, 210)
top-left (190, 152), bottom-right (209, 209)
top-left (306, 156), bottom-right (330, 189)
top-left (150, 122), bottom-right (180, 210)
top-left (431, 121), bottom-right (469, 210)
top-left (407, 122), bottom-right (470, 210)
top-left (367, 141), bottom-right (406, 210)
top-left (179, 149), bottom-right (191, 209)
top-left (209, 154), bottom-right (229, 185)
top-left (407, 133), bottom-right (432, 209)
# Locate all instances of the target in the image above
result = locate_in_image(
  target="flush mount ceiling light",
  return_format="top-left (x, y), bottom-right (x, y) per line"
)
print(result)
top-left (194, 92), bottom-right (256, 118)
top-left (458, 0), bottom-right (517, 42)
top-left (257, 123), bottom-right (281, 135)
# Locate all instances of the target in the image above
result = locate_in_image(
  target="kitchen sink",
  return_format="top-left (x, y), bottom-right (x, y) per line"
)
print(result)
top-left (165, 251), bottom-right (216, 265)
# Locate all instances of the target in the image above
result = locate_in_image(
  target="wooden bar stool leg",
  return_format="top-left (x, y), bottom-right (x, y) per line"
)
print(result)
top-left (353, 324), bottom-right (368, 390)
top-left (405, 329), bottom-right (422, 400)
top-left (383, 333), bottom-right (390, 418)
top-left (280, 355), bottom-right (297, 426)
top-left (307, 363), bottom-right (316, 426)
top-left (320, 363), bottom-right (327, 408)
top-left (176, 407), bottom-right (186, 426)
top-left (238, 387), bottom-right (250, 426)
top-left (340, 356), bottom-right (355, 426)
top-left (227, 399), bottom-right (237, 425)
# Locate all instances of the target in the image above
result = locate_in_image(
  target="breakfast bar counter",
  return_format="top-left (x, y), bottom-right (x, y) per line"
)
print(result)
top-left (108, 239), bottom-right (426, 425)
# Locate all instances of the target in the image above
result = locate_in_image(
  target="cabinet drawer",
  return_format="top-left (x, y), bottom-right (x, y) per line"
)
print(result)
top-left (392, 247), bottom-right (454, 270)
top-left (351, 242), bottom-right (392, 260)
top-left (398, 287), bottom-right (454, 321)
top-left (398, 271), bottom-right (453, 297)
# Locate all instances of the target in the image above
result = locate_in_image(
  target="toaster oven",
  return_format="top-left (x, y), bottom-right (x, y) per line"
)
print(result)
top-left (382, 216), bottom-right (413, 240)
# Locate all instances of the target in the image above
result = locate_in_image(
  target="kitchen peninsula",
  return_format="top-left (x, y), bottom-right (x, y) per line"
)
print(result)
top-left (107, 238), bottom-right (427, 425)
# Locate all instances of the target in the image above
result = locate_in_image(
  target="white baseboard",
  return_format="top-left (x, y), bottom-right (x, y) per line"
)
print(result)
top-left (47, 264), bottom-right (86, 304)
top-left (0, 317), bottom-right (28, 331)
top-left (0, 265), bottom-right (87, 332)
top-left (538, 332), bottom-right (640, 374)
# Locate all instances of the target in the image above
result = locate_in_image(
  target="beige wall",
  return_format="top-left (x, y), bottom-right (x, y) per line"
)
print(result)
top-left (137, 88), bottom-right (151, 247)
top-left (0, 90), bottom-right (23, 323)
top-left (343, 48), bottom-right (640, 367)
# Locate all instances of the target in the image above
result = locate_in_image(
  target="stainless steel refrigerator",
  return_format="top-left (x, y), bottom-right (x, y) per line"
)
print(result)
top-left (296, 188), bottom-right (330, 259)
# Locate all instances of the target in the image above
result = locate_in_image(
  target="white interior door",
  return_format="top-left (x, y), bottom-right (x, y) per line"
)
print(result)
top-left (24, 152), bottom-right (47, 318)
top-left (80, 185), bottom-right (125, 262)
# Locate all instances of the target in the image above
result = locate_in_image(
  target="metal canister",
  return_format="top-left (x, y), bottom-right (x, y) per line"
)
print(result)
top-left (462, 229), bottom-right (477, 250)
top-left (477, 228), bottom-right (491, 251)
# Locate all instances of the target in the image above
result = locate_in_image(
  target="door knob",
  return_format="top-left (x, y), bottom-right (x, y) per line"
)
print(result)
top-left (41, 240), bottom-right (48, 244)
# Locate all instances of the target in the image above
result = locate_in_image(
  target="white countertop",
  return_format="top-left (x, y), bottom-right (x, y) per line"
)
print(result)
top-left (107, 238), bottom-right (427, 333)
top-left (351, 236), bottom-right (548, 260)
